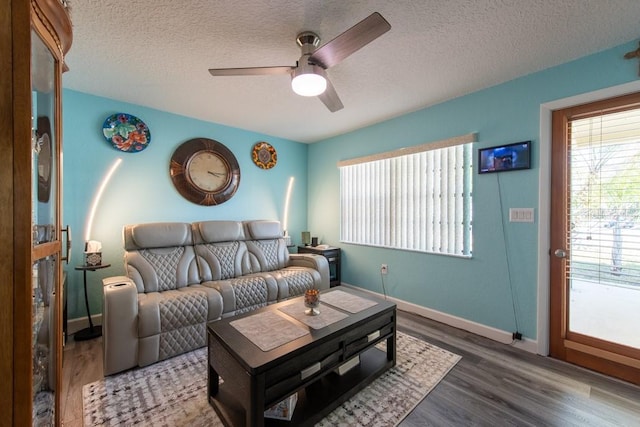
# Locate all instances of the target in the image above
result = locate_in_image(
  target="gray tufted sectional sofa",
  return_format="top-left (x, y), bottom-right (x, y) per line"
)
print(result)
top-left (101, 219), bottom-right (329, 375)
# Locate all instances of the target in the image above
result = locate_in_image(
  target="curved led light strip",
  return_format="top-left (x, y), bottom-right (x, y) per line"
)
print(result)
top-left (282, 176), bottom-right (295, 234)
top-left (84, 158), bottom-right (123, 242)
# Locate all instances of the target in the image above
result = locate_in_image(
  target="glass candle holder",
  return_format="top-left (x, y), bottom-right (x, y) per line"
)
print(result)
top-left (304, 289), bottom-right (320, 316)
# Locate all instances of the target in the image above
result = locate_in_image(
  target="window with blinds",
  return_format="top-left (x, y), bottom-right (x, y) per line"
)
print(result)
top-left (569, 107), bottom-right (640, 285)
top-left (338, 133), bottom-right (476, 257)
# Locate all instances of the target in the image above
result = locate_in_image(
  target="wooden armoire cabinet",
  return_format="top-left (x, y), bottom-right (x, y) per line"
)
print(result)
top-left (0, 0), bottom-right (72, 425)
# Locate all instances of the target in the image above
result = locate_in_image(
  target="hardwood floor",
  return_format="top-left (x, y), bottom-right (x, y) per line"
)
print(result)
top-left (62, 310), bottom-right (640, 426)
top-left (398, 311), bottom-right (640, 426)
top-left (61, 336), bottom-right (104, 427)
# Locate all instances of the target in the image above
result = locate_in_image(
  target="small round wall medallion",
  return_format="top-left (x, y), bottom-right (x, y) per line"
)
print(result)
top-left (102, 113), bottom-right (151, 153)
top-left (252, 141), bottom-right (277, 169)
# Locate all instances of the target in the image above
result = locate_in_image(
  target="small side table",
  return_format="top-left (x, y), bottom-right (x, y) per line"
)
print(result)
top-left (74, 263), bottom-right (110, 341)
top-left (297, 246), bottom-right (341, 287)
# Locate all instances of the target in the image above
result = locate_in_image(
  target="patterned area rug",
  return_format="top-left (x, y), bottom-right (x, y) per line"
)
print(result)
top-left (83, 332), bottom-right (461, 426)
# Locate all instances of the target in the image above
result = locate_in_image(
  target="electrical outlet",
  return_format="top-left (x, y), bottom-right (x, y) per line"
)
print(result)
top-left (380, 264), bottom-right (388, 275)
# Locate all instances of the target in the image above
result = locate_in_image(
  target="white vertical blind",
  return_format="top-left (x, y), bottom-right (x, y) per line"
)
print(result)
top-left (339, 135), bottom-right (474, 256)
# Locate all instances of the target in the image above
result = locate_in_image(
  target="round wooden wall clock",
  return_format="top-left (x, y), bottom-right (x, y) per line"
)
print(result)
top-left (169, 138), bottom-right (240, 205)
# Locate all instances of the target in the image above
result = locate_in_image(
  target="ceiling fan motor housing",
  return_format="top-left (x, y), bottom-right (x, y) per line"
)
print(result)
top-left (296, 32), bottom-right (321, 50)
top-left (292, 31), bottom-right (327, 96)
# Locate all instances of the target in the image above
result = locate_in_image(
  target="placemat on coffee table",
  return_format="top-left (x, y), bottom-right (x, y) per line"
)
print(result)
top-left (230, 310), bottom-right (309, 351)
top-left (279, 302), bottom-right (348, 329)
top-left (321, 289), bottom-right (378, 313)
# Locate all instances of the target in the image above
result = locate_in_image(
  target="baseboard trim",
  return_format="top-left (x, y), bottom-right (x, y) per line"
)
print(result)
top-left (68, 314), bottom-right (102, 336)
top-left (68, 287), bottom-right (539, 354)
top-left (341, 283), bottom-right (539, 354)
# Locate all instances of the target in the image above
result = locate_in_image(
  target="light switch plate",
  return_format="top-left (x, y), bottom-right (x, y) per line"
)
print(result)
top-left (509, 208), bottom-right (534, 223)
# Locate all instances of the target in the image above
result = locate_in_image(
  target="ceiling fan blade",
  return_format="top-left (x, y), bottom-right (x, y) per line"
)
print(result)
top-left (209, 66), bottom-right (294, 76)
top-left (309, 12), bottom-right (391, 69)
top-left (318, 77), bottom-right (343, 112)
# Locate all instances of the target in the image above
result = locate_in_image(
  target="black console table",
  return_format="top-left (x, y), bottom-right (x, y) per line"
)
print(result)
top-left (74, 263), bottom-right (110, 341)
top-left (297, 246), bottom-right (341, 287)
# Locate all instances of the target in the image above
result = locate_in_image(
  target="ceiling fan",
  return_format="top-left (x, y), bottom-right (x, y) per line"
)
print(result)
top-left (208, 12), bottom-right (391, 112)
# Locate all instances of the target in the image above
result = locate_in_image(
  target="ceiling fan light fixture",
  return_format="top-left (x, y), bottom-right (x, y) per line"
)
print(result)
top-left (291, 64), bottom-right (327, 97)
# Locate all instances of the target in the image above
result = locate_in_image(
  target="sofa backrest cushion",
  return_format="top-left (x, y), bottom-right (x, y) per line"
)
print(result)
top-left (243, 220), bottom-right (282, 240)
top-left (192, 221), bottom-right (251, 281)
top-left (123, 223), bottom-right (199, 293)
top-left (245, 239), bottom-right (290, 272)
top-left (242, 220), bottom-right (291, 273)
top-left (192, 220), bottom-right (245, 244)
top-left (125, 222), bottom-right (193, 250)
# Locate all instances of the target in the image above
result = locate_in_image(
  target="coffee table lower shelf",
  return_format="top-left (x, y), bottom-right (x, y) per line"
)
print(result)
top-left (209, 345), bottom-right (393, 427)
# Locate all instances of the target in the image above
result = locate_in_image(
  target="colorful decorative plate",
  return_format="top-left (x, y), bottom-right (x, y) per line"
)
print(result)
top-left (102, 113), bottom-right (151, 153)
top-left (252, 141), bottom-right (277, 169)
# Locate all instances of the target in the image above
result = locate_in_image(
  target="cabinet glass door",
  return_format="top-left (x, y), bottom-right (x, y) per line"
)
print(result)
top-left (32, 255), bottom-right (58, 422)
top-left (31, 28), bottom-right (61, 425)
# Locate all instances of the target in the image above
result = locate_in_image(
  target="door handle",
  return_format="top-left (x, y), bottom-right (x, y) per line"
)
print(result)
top-left (554, 249), bottom-right (567, 258)
top-left (61, 225), bottom-right (72, 264)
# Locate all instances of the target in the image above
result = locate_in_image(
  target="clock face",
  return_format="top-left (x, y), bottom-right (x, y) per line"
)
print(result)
top-left (187, 151), bottom-right (229, 192)
top-left (170, 138), bottom-right (240, 206)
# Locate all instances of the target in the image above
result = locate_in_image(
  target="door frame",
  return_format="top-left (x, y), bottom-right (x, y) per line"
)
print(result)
top-left (536, 80), bottom-right (640, 357)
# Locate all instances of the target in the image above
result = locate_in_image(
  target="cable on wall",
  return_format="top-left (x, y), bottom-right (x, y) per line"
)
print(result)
top-left (496, 173), bottom-right (522, 337)
top-left (380, 272), bottom-right (388, 300)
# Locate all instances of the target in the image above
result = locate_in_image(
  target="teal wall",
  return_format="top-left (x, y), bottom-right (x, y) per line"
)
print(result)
top-left (63, 39), bottom-right (639, 340)
top-left (62, 90), bottom-right (309, 319)
top-left (307, 40), bottom-right (639, 340)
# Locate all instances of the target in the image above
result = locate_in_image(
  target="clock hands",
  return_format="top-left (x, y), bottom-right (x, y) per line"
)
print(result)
top-left (208, 170), bottom-right (225, 177)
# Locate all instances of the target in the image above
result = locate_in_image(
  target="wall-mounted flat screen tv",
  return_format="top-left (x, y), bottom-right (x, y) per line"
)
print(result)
top-left (478, 141), bottom-right (531, 174)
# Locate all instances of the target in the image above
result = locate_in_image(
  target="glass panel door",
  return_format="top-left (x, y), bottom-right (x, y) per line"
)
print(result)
top-left (31, 28), bottom-right (61, 425)
top-left (550, 92), bottom-right (640, 385)
top-left (568, 108), bottom-right (640, 349)
top-left (32, 29), bottom-right (57, 245)
top-left (32, 255), bottom-right (58, 422)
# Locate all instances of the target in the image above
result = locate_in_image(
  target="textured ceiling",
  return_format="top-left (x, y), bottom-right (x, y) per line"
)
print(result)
top-left (63, 0), bottom-right (640, 143)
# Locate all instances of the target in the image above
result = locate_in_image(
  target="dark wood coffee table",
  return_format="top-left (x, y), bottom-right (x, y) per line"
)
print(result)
top-left (207, 287), bottom-right (396, 427)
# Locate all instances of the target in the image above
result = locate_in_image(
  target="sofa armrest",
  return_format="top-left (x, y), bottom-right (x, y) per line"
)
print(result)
top-left (289, 254), bottom-right (330, 290)
top-left (102, 276), bottom-right (138, 375)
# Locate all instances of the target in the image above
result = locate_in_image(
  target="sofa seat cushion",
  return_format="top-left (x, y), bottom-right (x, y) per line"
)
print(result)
top-left (202, 273), bottom-right (278, 317)
top-left (188, 284), bottom-right (224, 320)
top-left (270, 267), bottom-right (320, 299)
